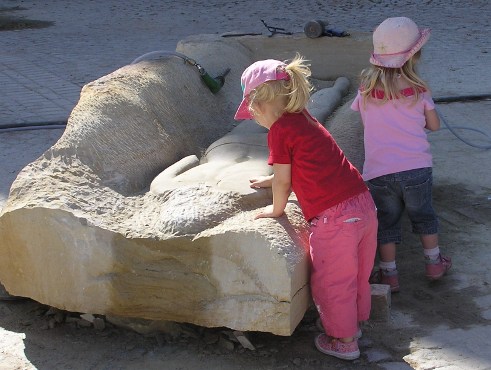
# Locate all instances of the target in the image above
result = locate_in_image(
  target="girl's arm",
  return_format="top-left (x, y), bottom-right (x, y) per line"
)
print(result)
top-left (424, 109), bottom-right (440, 131)
top-left (255, 164), bottom-right (291, 219)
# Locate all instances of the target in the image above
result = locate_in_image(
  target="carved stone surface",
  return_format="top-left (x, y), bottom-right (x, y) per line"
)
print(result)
top-left (0, 35), bottom-right (369, 335)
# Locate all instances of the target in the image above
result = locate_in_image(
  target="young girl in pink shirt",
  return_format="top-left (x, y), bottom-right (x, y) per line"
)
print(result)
top-left (351, 17), bottom-right (451, 293)
top-left (235, 56), bottom-right (377, 360)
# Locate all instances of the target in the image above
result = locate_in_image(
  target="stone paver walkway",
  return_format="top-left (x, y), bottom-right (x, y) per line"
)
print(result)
top-left (1, 0), bottom-right (490, 126)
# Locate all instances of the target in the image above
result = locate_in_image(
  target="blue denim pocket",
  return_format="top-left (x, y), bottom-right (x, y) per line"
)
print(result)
top-left (404, 175), bottom-right (432, 210)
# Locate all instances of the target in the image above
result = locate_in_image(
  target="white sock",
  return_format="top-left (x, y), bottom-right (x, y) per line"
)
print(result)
top-left (379, 260), bottom-right (397, 271)
top-left (424, 246), bottom-right (440, 260)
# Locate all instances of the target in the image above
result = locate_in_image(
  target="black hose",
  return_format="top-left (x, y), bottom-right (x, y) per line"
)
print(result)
top-left (131, 50), bottom-right (229, 94)
top-left (1, 94), bottom-right (489, 136)
top-left (131, 50), bottom-right (196, 66)
top-left (435, 107), bottom-right (491, 149)
top-left (432, 94), bottom-right (491, 149)
top-left (434, 94), bottom-right (491, 103)
top-left (0, 121), bottom-right (67, 133)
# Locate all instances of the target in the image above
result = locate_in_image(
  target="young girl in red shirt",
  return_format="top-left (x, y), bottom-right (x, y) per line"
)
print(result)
top-left (235, 55), bottom-right (378, 360)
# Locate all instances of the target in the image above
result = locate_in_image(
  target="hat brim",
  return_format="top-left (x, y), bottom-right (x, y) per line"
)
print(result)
top-left (234, 97), bottom-right (252, 120)
top-left (370, 28), bottom-right (431, 68)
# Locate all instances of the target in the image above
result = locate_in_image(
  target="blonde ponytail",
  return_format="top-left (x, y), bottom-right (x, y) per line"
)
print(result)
top-left (248, 54), bottom-right (313, 115)
top-left (284, 54), bottom-right (313, 113)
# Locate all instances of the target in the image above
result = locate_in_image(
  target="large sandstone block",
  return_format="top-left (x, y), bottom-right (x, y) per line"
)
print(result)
top-left (0, 34), bottom-right (368, 335)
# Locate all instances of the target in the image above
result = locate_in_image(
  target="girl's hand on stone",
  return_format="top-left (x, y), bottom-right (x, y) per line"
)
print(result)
top-left (249, 175), bottom-right (273, 188)
top-left (254, 205), bottom-right (283, 219)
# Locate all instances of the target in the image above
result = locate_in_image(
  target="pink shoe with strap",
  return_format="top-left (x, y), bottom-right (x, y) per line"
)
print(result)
top-left (369, 268), bottom-right (400, 293)
top-left (425, 254), bottom-right (452, 280)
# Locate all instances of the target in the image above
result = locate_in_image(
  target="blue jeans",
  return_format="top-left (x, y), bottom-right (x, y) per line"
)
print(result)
top-left (367, 167), bottom-right (438, 245)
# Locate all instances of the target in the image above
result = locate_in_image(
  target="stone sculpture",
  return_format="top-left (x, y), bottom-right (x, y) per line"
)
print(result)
top-left (0, 35), bottom-right (368, 335)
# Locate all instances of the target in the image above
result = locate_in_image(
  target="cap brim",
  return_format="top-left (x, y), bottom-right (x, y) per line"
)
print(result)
top-left (234, 98), bottom-right (252, 120)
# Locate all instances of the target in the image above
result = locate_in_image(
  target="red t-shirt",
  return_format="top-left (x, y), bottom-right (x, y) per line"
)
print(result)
top-left (267, 111), bottom-right (367, 221)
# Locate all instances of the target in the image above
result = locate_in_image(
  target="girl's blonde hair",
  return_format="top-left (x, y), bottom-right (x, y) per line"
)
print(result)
top-left (247, 54), bottom-right (313, 116)
top-left (359, 51), bottom-right (429, 104)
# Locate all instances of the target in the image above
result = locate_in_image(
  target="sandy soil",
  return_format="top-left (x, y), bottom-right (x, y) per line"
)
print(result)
top-left (1, 1), bottom-right (491, 369)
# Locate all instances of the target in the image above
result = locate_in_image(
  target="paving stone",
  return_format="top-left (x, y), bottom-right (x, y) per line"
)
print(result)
top-left (371, 284), bottom-right (391, 322)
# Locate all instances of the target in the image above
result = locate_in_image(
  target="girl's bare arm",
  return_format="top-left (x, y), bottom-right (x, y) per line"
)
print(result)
top-left (425, 109), bottom-right (441, 131)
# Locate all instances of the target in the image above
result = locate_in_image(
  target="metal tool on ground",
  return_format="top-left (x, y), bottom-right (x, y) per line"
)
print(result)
top-left (261, 19), bottom-right (292, 37)
top-left (131, 51), bottom-right (230, 94)
top-left (304, 20), bottom-right (350, 38)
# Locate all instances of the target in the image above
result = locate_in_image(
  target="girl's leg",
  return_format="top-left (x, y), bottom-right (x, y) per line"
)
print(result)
top-left (421, 233), bottom-right (440, 259)
top-left (421, 233), bottom-right (452, 279)
top-left (420, 233), bottom-right (438, 249)
top-left (367, 173), bottom-right (404, 290)
top-left (310, 192), bottom-right (376, 340)
top-left (311, 219), bottom-right (360, 360)
top-left (373, 241), bottom-right (399, 292)
top-left (356, 193), bottom-right (378, 323)
top-left (402, 168), bottom-right (451, 279)
top-left (379, 242), bottom-right (396, 262)
top-left (312, 192), bottom-right (377, 361)
top-left (310, 214), bottom-right (358, 340)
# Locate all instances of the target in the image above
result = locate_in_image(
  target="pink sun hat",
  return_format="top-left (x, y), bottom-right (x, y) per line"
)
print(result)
top-left (370, 17), bottom-right (431, 68)
top-left (234, 59), bottom-right (290, 120)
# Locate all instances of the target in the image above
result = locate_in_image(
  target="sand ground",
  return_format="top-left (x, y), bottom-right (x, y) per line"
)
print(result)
top-left (1, 1), bottom-right (491, 369)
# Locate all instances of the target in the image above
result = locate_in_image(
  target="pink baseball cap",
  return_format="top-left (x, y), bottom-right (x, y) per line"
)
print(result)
top-left (370, 17), bottom-right (431, 68)
top-left (234, 59), bottom-right (290, 120)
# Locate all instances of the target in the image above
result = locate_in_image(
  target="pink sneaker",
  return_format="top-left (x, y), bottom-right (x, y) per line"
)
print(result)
top-left (369, 269), bottom-right (400, 293)
top-left (425, 254), bottom-right (452, 280)
top-left (314, 333), bottom-right (360, 360)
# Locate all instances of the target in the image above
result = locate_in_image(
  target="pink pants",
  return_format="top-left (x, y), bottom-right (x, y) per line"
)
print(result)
top-left (309, 191), bottom-right (377, 339)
